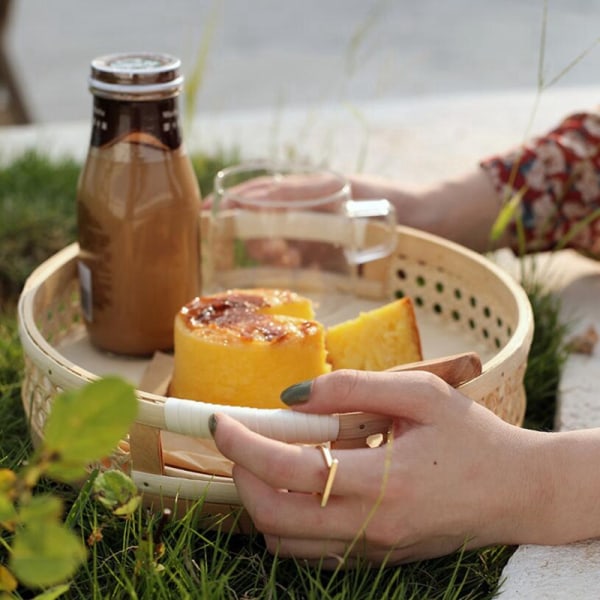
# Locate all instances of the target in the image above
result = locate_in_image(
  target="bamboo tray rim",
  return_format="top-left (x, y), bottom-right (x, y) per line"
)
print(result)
top-left (19, 228), bottom-right (534, 411)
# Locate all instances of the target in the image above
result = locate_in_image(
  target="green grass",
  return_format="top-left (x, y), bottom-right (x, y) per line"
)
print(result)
top-left (521, 279), bottom-right (570, 432)
top-left (0, 151), bottom-right (568, 599)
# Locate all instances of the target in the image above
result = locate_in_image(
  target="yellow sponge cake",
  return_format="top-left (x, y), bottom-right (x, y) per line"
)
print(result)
top-left (170, 289), bottom-right (330, 408)
top-left (326, 297), bottom-right (422, 370)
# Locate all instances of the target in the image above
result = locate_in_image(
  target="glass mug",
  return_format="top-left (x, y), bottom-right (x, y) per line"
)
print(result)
top-left (204, 162), bottom-right (397, 323)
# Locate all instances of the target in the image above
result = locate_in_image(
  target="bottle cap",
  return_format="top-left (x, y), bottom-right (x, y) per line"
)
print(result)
top-left (89, 52), bottom-right (184, 100)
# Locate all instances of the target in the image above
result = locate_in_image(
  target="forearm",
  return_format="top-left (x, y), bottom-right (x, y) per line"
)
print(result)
top-left (494, 427), bottom-right (600, 548)
top-left (536, 429), bottom-right (600, 545)
top-left (413, 169), bottom-right (508, 252)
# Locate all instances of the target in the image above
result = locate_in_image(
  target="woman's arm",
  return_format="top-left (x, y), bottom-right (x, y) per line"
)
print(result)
top-left (350, 111), bottom-right (600, 257)
top-left (210, 370), bottom-right (600, 567)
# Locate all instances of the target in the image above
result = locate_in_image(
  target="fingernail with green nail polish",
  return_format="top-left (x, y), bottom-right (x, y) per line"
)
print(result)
top-left (281, 379), bottom-right (313, 405)
top-left (208, 413), bottom-right (217, 437)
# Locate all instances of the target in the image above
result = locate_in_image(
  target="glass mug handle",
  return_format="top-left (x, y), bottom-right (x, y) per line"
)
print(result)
top-left (343, 199), bottom-right (397, 264)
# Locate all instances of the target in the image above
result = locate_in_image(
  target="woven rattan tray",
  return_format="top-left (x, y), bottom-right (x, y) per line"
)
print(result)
top-left (18, 223), bottom-right (533, 528)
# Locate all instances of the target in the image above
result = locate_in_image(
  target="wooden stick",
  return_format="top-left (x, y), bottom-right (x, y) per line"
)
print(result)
top-left (385, 351), bottom-right (482, 387)
top-left (336, 351), bottom-right (482, 441)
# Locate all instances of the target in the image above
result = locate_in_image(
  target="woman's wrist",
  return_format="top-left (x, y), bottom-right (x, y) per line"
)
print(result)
top-left (486, 427), bottom-right (600, 547)
top-left (534, 429), bottom-right (600, 545)
top-left (459, 424), bottom-right (551, 549)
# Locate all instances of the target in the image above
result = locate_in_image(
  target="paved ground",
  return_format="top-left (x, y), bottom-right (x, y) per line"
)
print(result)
top-left (4, 0), bottom-right (600, 124)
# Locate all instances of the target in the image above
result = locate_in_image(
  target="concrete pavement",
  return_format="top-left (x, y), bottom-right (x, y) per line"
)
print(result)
top-left (3, 0), bottom-right (600, 124)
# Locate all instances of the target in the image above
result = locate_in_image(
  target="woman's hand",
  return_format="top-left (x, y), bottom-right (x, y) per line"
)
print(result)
top-left (203, 171), bottom-right (346, 209)
top-left (203, 170), bottom-right (352, 269)
top-left (210, 369), bottom-right (550, 568)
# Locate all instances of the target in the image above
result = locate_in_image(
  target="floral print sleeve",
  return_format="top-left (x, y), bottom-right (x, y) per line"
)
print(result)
top-left (480, 111), bottom-right (600, 258)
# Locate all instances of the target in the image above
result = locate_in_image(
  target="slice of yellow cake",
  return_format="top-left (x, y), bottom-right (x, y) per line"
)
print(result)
top-left (326, 297), bottom-right (422, 371)
top-left (170, 289), bottom-right (330, 408)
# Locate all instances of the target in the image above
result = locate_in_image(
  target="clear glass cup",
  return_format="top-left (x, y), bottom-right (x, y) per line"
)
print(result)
top-left (204, 162), bottom-right (397, 323)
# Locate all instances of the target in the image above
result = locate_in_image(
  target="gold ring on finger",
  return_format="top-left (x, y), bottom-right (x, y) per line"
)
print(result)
top-left (318, 445), bottom-right (339, 508)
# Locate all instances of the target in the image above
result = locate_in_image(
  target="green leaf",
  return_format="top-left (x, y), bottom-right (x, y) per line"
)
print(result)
top-left (18, 495), bottom-right (63, 524)
top-left (10, 521), bottom-right (86, 589)
top-left (42, 377), bottom-right (137, 480)
top-left (93, 470), bottom-right (141, 516)
top-left (490, 187), bottom-right (527, 243)
top-left (44, 462), bottom-right (87, 483)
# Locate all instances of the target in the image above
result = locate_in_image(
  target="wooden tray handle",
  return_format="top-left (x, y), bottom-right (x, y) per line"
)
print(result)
top-left (136, 351), bottom-right (482, 446)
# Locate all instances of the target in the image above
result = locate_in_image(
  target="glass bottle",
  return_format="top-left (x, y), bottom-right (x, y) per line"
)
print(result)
top-left (77, 52), bottom-right (201, 356)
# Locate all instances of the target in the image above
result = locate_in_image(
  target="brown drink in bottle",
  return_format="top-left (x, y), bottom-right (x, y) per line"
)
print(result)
top-left (77, 52), bottom-right (201, 355)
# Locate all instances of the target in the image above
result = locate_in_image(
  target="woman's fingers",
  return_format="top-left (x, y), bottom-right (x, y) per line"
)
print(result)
top-left (267, 530), bottom-right (474, 567)
top-left (263, 534), bottom-right (350, 561)
top-left (267, 534), bottom-right (468, 568)
top-left (288, 369), bottom-right (464, 424)
top-left (233, 465), bottom-right (406, 544)
top-left (232, 464), bottom-right (370, 540)
top-left (212, 413), bottom-right (321, 493)
top-left (211, 173), bottom-right (346, 207)
top-left (263, 534), bottom-right (396, 566)
top-left (213, 413), bottom-right (390, 498)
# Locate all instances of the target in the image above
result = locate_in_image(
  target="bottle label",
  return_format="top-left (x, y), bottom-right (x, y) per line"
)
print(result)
top-left (90, 96), bottom-right (182, 150)
top-left (77, 260), bottom-right (93, 322)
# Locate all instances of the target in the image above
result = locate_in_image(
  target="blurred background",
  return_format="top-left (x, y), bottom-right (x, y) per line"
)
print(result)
top-left (1, 0), bottom-right (599, 126)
